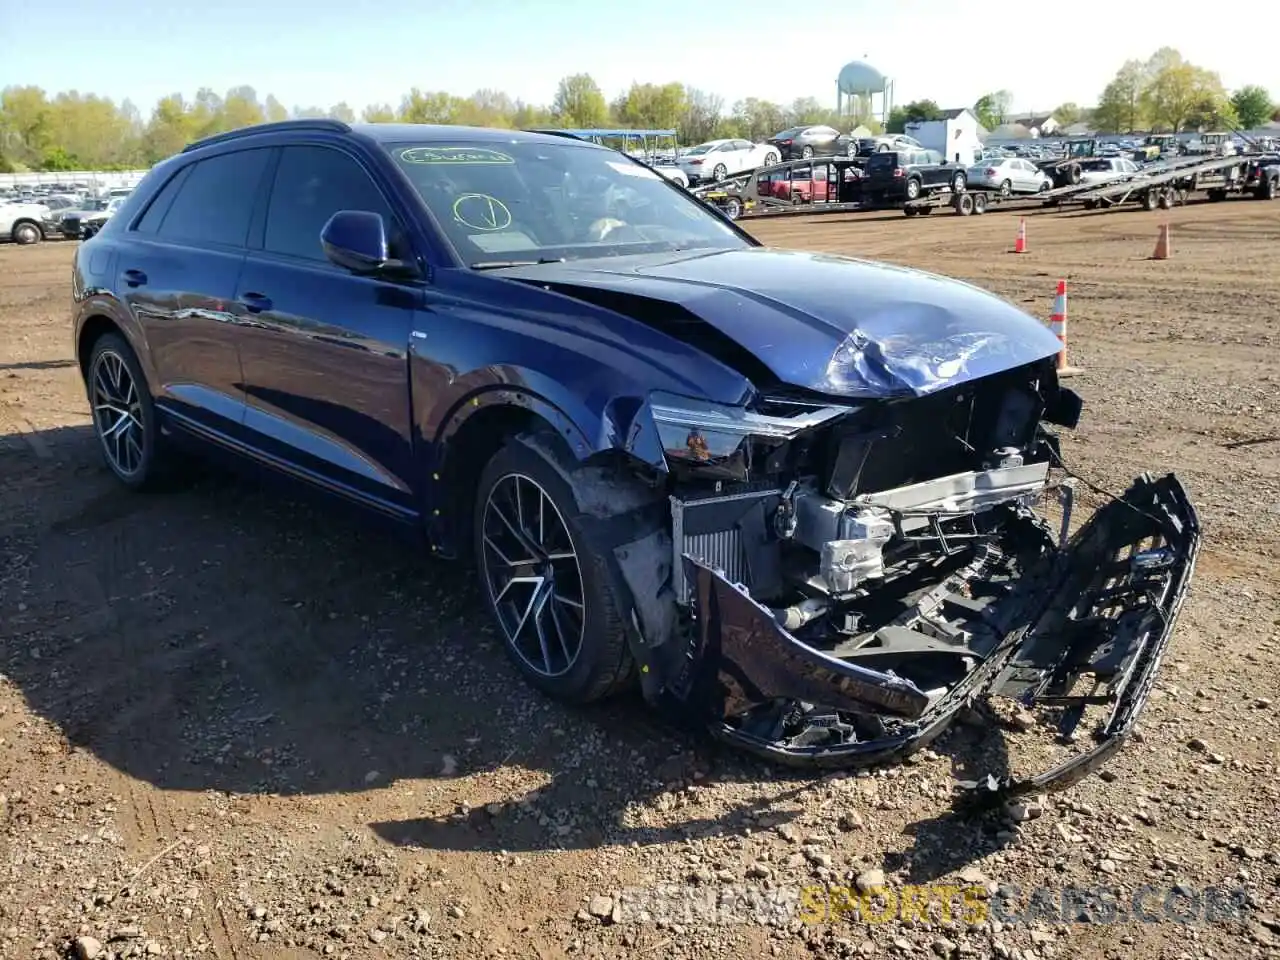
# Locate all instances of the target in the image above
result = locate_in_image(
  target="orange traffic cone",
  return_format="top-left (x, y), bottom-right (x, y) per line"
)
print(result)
top-left (1151, 223), bottom-right (1171, 260)
top-left (1049, 279), bottom-right (1081, 377)
top-left (1013, 218), bottom-right (1028, 254)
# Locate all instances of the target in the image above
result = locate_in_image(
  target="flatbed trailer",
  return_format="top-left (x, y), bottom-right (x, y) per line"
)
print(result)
top-left (895, 173), bottom-right (1137, 217)
top-left (1067, 155), bottom-right (1269, 211)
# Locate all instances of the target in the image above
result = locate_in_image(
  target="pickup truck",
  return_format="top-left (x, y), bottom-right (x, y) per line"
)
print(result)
top-left (861, 149), bottom-right (968, 204)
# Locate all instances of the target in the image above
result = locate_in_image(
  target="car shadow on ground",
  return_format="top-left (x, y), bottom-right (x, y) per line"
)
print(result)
top-left (0, 422), bottom-right (1019, 861)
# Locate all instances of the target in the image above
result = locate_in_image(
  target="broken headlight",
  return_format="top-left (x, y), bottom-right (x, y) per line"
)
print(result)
top-left (649, 392), bottom-right (848, 482)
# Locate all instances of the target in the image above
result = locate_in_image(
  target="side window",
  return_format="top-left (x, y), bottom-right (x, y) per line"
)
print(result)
top-left (262, 145), bottom-right (397, 263)
top-left (134, 166), bottom-right (192, 234)
top-left (154, 148), bottom-right (271, 246)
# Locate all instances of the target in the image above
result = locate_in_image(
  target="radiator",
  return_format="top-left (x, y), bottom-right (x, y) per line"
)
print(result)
top-left (670, 488), bottom-right (779, 604)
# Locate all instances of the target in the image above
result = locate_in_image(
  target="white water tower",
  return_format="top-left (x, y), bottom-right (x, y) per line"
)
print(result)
top-left (837, 60), bottom-right (893, 127)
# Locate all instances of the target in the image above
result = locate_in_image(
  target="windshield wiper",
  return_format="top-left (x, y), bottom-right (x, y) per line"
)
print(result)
top-left (471, 257), bottom-right (566, 270)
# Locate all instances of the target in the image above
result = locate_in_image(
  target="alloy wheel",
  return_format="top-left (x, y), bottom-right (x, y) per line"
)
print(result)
top-left (91, 349), bottom-right (145, 477)
top-left (481, 473), bottom-right (585, 678)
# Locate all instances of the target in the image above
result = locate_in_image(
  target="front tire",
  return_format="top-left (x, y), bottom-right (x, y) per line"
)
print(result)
top-left (474, 435), bottom-right (637, 704)
top-left (86, 332), bottom-right (170, 489)
top-left (12, 221), bottom-right (41, 245)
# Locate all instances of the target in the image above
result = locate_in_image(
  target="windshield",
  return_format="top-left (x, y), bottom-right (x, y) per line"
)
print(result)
top-left (387, 139), bottom-right (747, 267)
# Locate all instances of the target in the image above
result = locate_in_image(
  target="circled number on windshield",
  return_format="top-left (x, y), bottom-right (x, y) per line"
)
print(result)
top-left (452, 193), bottom-right (512, 231)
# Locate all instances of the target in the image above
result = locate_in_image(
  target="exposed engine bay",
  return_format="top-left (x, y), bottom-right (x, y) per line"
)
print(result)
top-left (633, 358), bottom-right (1199, 796)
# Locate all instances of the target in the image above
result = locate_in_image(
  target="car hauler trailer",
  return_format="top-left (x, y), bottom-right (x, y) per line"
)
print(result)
top-left (691, 158), bottom-right (870, 220)
top-left (1069, 155), bottom-right (1271, 211)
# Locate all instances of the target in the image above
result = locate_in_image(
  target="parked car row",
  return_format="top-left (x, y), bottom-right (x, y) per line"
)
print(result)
top-left (1, 187), bottom-right (131, 244)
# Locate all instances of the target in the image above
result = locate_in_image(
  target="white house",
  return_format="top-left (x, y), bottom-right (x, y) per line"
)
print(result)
top-left (905, 108), bottom-right (985, 165)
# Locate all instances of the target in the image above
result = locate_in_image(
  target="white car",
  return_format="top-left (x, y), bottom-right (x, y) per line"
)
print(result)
top-left (965, 156), bottom-right (1053, 196)
top-left (0, 201), bottom-right (55, 245)
top-left (1077, 157), bottom-right (1144, 186)
top-left (677, 139), bottom-right (780, 184)
top-left (653, 165), bottom-right (689, 188)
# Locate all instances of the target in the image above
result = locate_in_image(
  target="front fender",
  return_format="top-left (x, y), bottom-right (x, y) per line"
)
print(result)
top-left (431, 371), bottom-right (666, 470)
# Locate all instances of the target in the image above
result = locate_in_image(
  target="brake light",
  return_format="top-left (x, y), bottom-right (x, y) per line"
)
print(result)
top-left (689, 159), bottom-right (702, 165)
top-left (985, 168), bottom-right (997, 177)
top-left (893, 167), bottom-right (904, 177)
top-left (781, 139), bottom-right (792, 145)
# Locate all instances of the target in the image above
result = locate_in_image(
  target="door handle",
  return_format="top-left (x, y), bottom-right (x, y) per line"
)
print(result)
top-left (123, 268), bottom-right (147, 287)
top-left (239, 292), bottom-right (273, 313)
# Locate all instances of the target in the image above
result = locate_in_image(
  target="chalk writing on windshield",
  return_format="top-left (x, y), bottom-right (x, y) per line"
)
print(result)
top-left (400, 146), bottom-right (515, 164)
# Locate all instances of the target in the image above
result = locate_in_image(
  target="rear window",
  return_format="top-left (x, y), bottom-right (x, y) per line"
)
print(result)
top-left (867, 152), bottom-right (901, 171)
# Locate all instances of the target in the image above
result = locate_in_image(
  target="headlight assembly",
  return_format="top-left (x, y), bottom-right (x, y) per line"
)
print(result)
top-left (648, 392), bottom-right (850, 481)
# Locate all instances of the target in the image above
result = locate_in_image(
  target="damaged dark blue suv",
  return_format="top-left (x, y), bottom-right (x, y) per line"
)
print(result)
top-left (72, 120), bottom-right (1199, 795)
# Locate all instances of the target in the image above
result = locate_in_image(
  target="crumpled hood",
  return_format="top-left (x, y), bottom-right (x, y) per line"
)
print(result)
top-left (496, 247), bottom-right (1064, 398)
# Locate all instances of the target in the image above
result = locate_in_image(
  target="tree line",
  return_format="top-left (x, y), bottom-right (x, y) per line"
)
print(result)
top-left (1, 49), bottom-right (1274, 173)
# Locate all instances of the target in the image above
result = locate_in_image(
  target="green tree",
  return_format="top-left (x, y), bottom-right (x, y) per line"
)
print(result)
top-left (142, 93), bottom-right (196, 162)
top-left (222, 86), bottom-right (265, 130)
top-left (679, 87), bottom-right (722, 145)
top-left (729, 98), bottom-right (785, 141)
top-left (264, 95), bottom-right (289, 123)
top-left (1140, 49), bottom-right (1229, 132)
top-left (551, 73), bottom-right (608, 128)
top-left (1052, 102), bottom-right (1081, 125)
top-left (973, 90), bottom-right (1012, 129)
top-left (1230, 85), bottom-right (1274, 130)
top-left (361, 103), bottom-right (396, 123)
top-left (1094, 60), bottom-right (1148, 132)
top-left (328, 102), bottom-right (356, 123)
top-left (613, 82), bottom-right (687, 129)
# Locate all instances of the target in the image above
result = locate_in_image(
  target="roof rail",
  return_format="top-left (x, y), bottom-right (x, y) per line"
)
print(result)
top-left (182, 118), bottom-right (351, 153)
top-left (522, 128), bottom-right (588, 141)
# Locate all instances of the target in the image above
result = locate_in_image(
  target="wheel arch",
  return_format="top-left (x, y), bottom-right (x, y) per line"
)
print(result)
top-left (77, 314), bottom-right (123, 380)
top-left (429, 382), bottom-right (667, 557)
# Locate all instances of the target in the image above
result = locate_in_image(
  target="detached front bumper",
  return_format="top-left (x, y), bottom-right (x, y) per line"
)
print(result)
top-left (678, 473), bottom-right (1199, 796)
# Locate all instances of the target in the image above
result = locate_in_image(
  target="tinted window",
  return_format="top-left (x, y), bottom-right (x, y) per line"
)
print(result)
top-left (134, 166), bottom-right (192, 234)
top-left (263, 145), bottom-right (396, 262)
top-left (155, 149), bottom-right (270, 246)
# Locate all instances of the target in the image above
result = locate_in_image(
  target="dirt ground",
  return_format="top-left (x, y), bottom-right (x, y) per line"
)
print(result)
top-left (2, 199), bottom-right (1278, 960)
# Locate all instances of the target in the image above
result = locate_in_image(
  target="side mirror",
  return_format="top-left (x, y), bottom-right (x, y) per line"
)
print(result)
top-left (321, 210), bottom-right (409, 276)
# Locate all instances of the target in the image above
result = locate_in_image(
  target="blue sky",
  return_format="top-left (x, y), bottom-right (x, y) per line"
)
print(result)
top-left (2, 0), bottom-right (1274, 119)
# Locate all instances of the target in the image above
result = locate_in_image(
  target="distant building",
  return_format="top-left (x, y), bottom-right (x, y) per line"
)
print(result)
top-left (905, 108), bottom-right (986, 164)
top-left (1005, 113), bottom-right (1059, 137)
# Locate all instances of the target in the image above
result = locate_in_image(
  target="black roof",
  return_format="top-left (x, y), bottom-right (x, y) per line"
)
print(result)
top-left (183, 119), bottom-right (592, 154)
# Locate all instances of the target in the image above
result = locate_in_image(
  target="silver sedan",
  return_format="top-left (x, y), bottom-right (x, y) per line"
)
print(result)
top-left (965, 156), bottom-right (1052, 196)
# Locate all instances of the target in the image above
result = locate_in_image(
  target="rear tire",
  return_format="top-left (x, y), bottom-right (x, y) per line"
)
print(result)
top-left (905, 177), bottom-right (922, 201)
top-left (473, 435), bottom-right (640, 704)
top-left (86, 332), bottom-right (173, 490)
top-left (999, 179), bottom-right (1012, 198)
top-left (712, 164), bottom-right (728, 182)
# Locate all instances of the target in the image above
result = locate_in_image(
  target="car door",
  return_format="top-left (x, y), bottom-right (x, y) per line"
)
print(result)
top-left (119, 147), bottom-right (273, 433)
top-left (231, 143), bottom-right (421, 518)
top-left (729, 140), bottom-right (756, 173)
